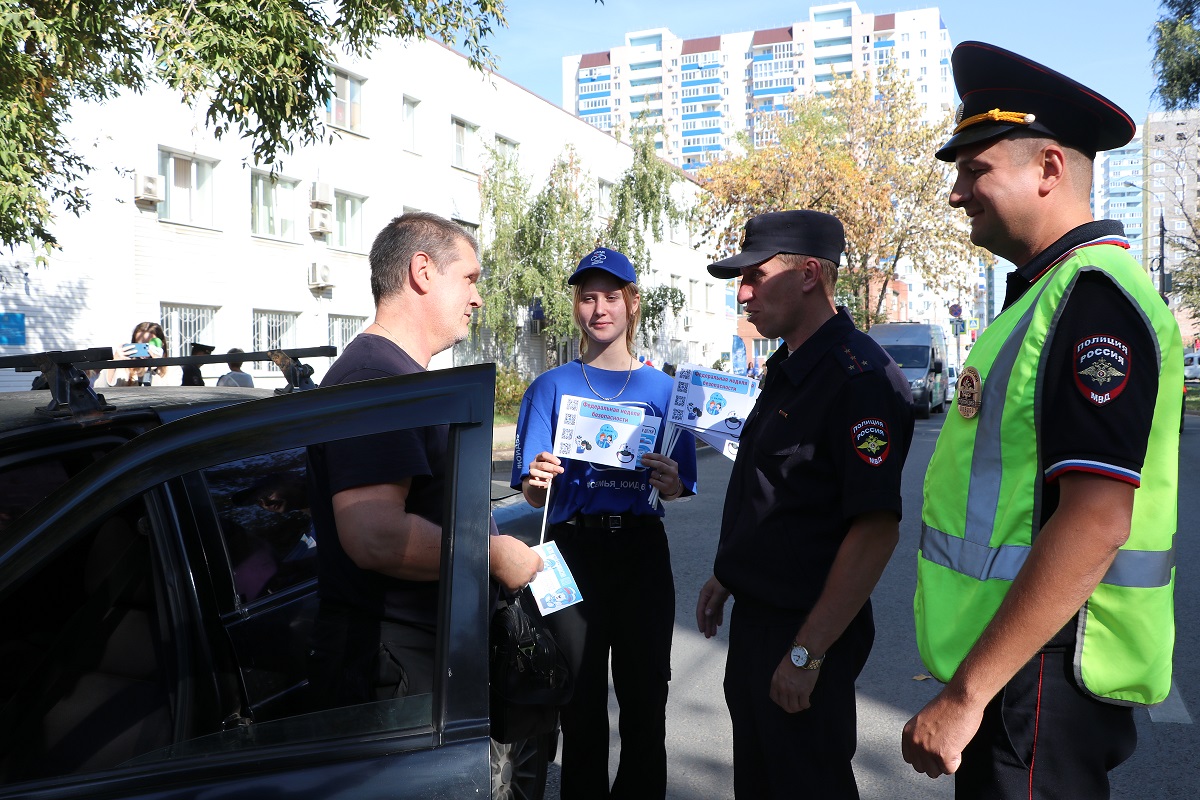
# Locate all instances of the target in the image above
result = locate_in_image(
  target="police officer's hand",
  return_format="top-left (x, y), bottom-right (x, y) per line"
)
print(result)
top-left (489, 535), bottom-right (544, 592)
top-left (901, 688), bottom-right (983, 779)
top-left (695, 575), bottom-right (730, 638)
top-left (770, 656), bottom-right (819, 713)
top-left (641, 452), bottom-right (683, 499)
top-left (527, 451), bottom-right (564, 490)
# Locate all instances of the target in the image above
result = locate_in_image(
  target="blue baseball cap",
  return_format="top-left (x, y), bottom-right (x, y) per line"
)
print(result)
top-left (568, 247), bottom-right (636, 285)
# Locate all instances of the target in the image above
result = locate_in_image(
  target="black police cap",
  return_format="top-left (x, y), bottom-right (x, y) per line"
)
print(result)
top-left (708, 210), bottom-right (845, 279)
top-left (935, 41), bottom-right (1135, 162)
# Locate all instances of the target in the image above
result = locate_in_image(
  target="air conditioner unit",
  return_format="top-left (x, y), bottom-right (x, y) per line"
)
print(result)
top-left (133, 172), bottom-right (164, 204)
top-left (308, 208), bottom-right (333, 235)
top-left (308, 261), bottom-right (335, 288)
top-left (310, 181), bottom-right (334, 207)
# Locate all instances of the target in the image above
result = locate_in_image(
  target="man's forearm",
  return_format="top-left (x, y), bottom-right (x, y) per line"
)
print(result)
top-left (793, 511), bottom-right (899, 657)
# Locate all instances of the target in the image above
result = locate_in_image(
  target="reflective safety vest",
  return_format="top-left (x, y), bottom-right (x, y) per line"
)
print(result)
top-left (916, 238), bottom-right (1181, 706)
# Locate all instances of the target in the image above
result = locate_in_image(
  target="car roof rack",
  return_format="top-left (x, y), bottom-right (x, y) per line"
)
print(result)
top-left (0, 346), bottom-right (337, 417)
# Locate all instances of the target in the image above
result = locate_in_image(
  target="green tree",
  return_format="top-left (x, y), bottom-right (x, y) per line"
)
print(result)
top-left (0, 1), bottom-right (608, 254)
top-left (598, 124), bottom-right (687, 345)
top-left (1153, 0), bottom-right (1200, 110)
top-left (695, 69), bottom-right (985, 330)
top-left (478, 145), bottom-right (595, 363)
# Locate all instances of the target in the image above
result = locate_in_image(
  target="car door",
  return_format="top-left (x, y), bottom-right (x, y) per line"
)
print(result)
top-left (0, 364), bottom-right (497, 800)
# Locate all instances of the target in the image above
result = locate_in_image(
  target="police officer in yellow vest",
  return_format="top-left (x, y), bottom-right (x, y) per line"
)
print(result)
top-left (901, 42), bottom-right (1182, 799)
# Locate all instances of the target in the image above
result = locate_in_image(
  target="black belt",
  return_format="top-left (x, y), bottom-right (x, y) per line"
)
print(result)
top-left (566, 513), bottom-right (661, 531)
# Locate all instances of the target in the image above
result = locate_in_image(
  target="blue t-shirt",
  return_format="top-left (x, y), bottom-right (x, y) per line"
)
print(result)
top-left (510, 361), bottom-right (698, 524)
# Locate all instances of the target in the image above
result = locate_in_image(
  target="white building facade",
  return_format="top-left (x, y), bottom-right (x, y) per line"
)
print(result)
top-left (562, 2), bottom-right (954, 173)
top-left (0, 38), bottom-right (732, 390)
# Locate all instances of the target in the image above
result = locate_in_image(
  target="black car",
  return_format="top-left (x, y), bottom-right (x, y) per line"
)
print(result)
top-left (0, 348), bottom-right (549, 799)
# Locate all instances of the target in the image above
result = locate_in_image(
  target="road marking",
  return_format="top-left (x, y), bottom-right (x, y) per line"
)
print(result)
top-left (1148, 681), bottom-right (1193, 724)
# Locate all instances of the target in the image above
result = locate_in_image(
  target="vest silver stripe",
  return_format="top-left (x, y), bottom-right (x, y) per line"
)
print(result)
top-left (921, 523), bottom-right (1175, 588)
top-left (963, 280), bottom-right (1055, 545)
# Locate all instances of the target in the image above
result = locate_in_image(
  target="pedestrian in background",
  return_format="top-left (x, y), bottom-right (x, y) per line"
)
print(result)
top-left (217, 348), bottom-right (255, 387)
top-left (695, 210), bottom-right (913, 798)
top-left (181, 342), bottom-right (215, 386)
top-left (99, 321), bottom-right (166, 387)
top-left (512, 246), bottom-right (698, 800)
top-left (902, 42), bottom-right (1182, 798)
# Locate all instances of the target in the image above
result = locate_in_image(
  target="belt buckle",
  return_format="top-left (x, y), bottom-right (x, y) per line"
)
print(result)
top-left (607, 514), bottom-right (623, 530)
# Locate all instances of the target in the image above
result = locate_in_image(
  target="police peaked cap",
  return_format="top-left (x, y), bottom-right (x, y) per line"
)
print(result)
top-left (935, 41), bottom-right (1136, 162)
top-left (708, 210), bottom-right (845, 279)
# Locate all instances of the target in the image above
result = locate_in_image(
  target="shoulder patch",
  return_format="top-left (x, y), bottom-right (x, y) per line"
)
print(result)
top-left (851, 417), bottom-right (890, 466)
top-left (1073, 335), bottom-right (1130, 407)
top-left (834, 342), bottom-right (879, 377)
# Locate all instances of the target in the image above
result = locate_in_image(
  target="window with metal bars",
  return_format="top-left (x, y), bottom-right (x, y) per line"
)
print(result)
top-left (252, 310), bottom-right (299, 372)
top-left (160, 303), bottom-right (218, 357)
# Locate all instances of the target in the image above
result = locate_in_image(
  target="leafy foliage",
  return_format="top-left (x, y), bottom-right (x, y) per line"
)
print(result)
top-left (1153, 0), bottom-right (1200, 110)
top-left (695, 68), bottom-right (987, 330)
top-left (478, 130), bottom-right (685, 373)
top-left (0, 1), bottom-right (511, 252)
top-left (494, 365), bottom-right (529, 417)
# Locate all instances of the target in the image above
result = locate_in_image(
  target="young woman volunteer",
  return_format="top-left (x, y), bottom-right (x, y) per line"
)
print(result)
top-left (511, 246), bottom-right (698, 800)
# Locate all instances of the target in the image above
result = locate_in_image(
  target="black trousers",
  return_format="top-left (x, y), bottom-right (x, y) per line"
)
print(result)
top-left (955, 649), bottom-right (1137, 800)
top-left (723, 599), bottom-right (874, 800)
top-left (545, 519), bottom-right (675, 800)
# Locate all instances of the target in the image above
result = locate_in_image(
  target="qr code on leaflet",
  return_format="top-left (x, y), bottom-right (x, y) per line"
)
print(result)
top-left (673, 395), bottom-right (685, 407)
top-left (671, 409), bottom-right (684, 422)
top-left (678, 369), bottom-right (691, 380)
top-left (558, 441), bottom-right (571, 455)
top-left (564, 413), bottom-right (577, 426)
top-left (676, 381), bottom-right (688, 393)
top-left (565, 398), bottom-right (580, 413)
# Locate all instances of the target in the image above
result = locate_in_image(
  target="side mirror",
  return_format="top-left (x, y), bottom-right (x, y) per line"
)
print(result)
top-left (934, 359), bottom-right (944, 374)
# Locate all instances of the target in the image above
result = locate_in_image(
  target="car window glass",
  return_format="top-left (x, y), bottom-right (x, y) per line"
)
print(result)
top-left (202, 449), bottom-right (317, 603)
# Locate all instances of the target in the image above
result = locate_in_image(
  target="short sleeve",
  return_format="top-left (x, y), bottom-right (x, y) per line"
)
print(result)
top-left (1042, 272), bottom-right (1158, 487)
top-left (832, 371), bottom-right (911, 521)
top-left (510, 379), bottom-right (556, 489)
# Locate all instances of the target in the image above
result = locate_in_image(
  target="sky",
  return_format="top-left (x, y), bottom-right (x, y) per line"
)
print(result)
top-left (478, 0), bottom-right (1165, 124)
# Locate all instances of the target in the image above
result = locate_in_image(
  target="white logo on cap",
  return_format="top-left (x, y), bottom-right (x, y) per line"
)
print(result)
top-left (589, 250), bottom-right (607, 265)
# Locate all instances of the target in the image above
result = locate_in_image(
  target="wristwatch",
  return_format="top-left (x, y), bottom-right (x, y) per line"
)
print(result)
top-left (789, 641), bottom-right (825, 671)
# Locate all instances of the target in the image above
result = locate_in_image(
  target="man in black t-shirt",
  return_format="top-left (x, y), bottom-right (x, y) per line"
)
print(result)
top-left (307, 212), bottom-right (542, 708)
top-left (695, 210), bottom-right (914, 798)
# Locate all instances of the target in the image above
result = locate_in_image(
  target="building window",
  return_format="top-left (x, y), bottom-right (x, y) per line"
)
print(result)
top-left (495, 135), bottom-right (518, 161)
top-left (160, 303), bottom-right (218, 357)
top-left (452, 117), bottom-right (477, 171)
top-left (158, 150), bottom-right (216, 227)
top-left (402, 96), bottom-right (419, 151)
top-left (598, 179), bottom-right (614, 220)
top-left (252, 310), bottom-right (299, 372)
top-left (333, 191), bottom-right (365, 250)
top-left (326, 68), bottom-right (363, 132)
top-left (250, 173), bottom-right (298, 240)
top-left (328, 314), bottom-right (367, 353)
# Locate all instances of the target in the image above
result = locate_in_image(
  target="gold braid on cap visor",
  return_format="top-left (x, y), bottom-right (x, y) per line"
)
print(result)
top-left (953, 108), bottom-right (1037, 134)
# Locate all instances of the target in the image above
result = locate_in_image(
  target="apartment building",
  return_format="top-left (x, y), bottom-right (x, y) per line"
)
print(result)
top-left (1095, 127), bottom-right (1145, 267)
top-left (0, 38), bottom-right (734, 390)
top-left (562, 1), bottom-right (954, 173)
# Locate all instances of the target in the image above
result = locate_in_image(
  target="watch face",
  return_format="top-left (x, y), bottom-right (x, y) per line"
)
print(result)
top-left (790, 645), bottom-right (808, 668)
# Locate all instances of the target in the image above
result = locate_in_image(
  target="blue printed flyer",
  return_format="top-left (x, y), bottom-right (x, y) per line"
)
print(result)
top-left (553, 394), bottom-right (647, 470)
top-left (666, 364), bottom-right (758, 439)
top-left (529, 541), bottom-right (583, 615)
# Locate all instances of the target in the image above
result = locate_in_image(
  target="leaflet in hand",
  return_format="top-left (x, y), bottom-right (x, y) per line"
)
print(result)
top-left (666, 364), bottom-right (758, 438)
top-left (553, 395), bottom-right (647, 470)
top-left (529, 541), bottom-right (583, 615)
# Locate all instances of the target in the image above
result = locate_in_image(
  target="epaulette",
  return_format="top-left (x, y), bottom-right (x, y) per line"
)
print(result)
top-left (833, 340), bottom-right (878, 377)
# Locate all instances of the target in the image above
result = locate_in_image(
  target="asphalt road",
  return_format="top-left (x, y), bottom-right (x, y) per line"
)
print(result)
top-left (497, 414), bottom-right (1200, 799)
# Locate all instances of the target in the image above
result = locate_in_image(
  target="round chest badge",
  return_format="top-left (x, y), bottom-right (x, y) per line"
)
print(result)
top-left (957, 366), bottom-right (982, 419)
top-left (1073, 335), bottom-right (1130, 407)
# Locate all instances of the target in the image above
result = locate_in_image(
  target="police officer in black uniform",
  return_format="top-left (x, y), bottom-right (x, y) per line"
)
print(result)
top-left (695, 210), bottom-right (914, 798)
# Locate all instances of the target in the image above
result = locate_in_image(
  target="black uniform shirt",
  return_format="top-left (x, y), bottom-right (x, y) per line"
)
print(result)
top-left (713, 308), bottom-right (915, 613)
top-left (1001, 220), bottom-right (1158, 525)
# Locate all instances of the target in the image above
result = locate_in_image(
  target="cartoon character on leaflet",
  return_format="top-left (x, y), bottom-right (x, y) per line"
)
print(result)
top-left (617, 444), bottom-right (635, 464)
top-left (543, 586), bottom-right (578, 609)
top-left (596, 424), bottom-right (617, 449)
top-left (706, 392), bottom-right (727, 417)
top-left (687, 402), bottom-right (704, 421)
top-left (724, 411), bottom-right (743, 432)
top-left (575, 436), bottom-right (593, 454)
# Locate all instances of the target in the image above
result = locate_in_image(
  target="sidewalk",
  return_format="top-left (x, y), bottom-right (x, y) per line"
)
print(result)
top-left (491, 423), bottom-right (519, 506)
